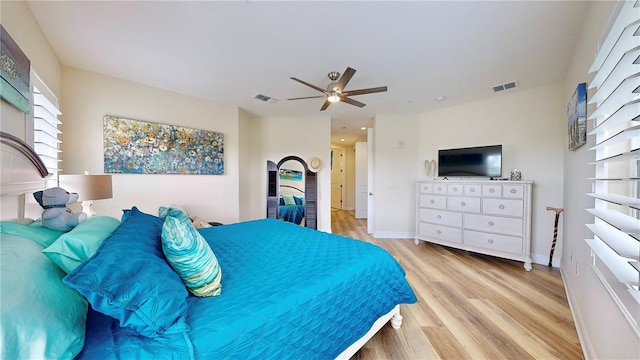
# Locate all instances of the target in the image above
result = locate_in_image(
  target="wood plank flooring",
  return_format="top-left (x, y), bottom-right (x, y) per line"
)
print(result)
top-left (331, 209), bottom-right (583, 360)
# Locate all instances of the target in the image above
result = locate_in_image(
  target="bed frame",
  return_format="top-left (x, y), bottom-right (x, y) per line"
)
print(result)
top-left (0, 131), bottom-right (50, 222)
top-left (0, 131), bottom-right (405, 358)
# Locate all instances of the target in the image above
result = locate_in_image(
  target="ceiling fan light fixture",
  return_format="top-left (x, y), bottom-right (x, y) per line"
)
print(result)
top-left (327, 92), bottom-right (341, 103)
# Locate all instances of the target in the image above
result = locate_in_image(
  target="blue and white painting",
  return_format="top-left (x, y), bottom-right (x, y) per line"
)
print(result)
top-left (567, 83), bottom-right (587, 151)
top-left (103, 115), bottom-right (224, 175)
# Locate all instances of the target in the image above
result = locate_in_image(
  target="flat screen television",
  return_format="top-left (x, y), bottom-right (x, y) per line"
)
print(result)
top-left (438, 145), bottom-right (502, 177)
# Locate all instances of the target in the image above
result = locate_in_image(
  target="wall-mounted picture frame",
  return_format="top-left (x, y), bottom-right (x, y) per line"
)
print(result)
top-left (568, 82), bottom-right (587, 151)
top-left (0, 25), bottom-right (31, 114)
top-left (103, 115), bottom-right (224, 175)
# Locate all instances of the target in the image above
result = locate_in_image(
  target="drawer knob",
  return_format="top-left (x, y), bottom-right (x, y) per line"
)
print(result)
top-left (437, 230), bottom-right (442, 234)
top-left (460, 202), bottom-right (466, 206)
top-left (510, 189), bottom-right (516, 194)
top-left (430, 199), bottom-right (435, 204)
top-left (470, 188), bottom-right (475, 192)
top-left (488, 221), bottom-right (495, 226)
top-left (453, 187), bottom-right (458, 192)
top-left (436, 215), bottom-right (442, 219)
top-left (489, 188), bottom-right (495, 193)
top-left (499, 204), bottom-right (505, 209)
top-left (437, 187), bottom-right (442, 191)
top-left (488, 238), bottom-right (494, 244)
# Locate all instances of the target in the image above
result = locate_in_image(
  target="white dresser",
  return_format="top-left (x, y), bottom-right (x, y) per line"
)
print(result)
top-left (415, 180), bottom-right (534, 271)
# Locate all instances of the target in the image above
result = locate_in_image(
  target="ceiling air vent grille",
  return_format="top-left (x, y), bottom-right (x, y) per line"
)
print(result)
top-left (492, 81), bottom-right (518, 93)
top-left (254, 94), bottom-right (278, 103)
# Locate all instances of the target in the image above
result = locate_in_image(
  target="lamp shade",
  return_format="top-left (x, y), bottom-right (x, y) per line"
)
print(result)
top-left (58, 174), bottom-right (113, 201)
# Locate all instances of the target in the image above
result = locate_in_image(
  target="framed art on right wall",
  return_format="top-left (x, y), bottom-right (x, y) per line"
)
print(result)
top-left (567, 82), bottom-right (587, 151)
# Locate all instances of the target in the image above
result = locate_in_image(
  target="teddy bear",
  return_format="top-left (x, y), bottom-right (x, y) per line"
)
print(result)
top-left (33, 187), bottom-right (87, 232)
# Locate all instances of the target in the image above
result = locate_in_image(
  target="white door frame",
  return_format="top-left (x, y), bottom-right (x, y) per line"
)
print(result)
top-left (367, 128), bottom-right (375, 235)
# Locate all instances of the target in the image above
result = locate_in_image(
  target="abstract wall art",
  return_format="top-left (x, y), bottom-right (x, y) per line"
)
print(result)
top-left (103, 115), bottom-right (224, 175)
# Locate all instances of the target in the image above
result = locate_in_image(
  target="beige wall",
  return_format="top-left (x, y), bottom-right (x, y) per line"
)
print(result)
top-left (560, 1), bottom-right (638, 359)
top-left (248, 115), bottom-right (332, 232)
top-left (60, 67), bottom-right (241, 223)
top-left (416, 84), bottom-right (566, 264)
top-left (373, 113), bottom-right (420, 237)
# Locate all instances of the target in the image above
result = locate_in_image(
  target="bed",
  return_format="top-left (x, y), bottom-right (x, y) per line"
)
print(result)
top-left (278, 185), bottom-right (305, 225)
top-left (0, 132), bottom-right (417, 359)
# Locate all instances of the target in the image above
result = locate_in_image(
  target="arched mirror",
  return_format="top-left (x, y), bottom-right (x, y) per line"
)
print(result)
top-left (266, 156), bottom-right (317, 229)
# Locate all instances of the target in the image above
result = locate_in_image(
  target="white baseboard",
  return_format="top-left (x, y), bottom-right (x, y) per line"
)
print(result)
top-left (560, 266), bottom-right (596, 360)
top-left (372, 231), bottom-right (415, 239)
top-left (531, 253), bottom-right (561, 267)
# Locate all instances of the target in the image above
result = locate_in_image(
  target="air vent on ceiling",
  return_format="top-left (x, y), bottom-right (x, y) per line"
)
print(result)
top-left (492, 81), bottom-right (518, 93)
top-left (254, 94), bottom-right (278, 103)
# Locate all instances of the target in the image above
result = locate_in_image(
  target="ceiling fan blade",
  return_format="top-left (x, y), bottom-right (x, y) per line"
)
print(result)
top-left (334, 67), bottom-right (356, 92)
top-left (287, 95), bottom-right (325, 101)
top-left (341, 86), bottom-right (388, 97)
top-left (340, 96), bottom-right (366, 108)
top-left (290, 77), bottom-right (327, 94)
top-left (320, 99), bottom-right (332, 111)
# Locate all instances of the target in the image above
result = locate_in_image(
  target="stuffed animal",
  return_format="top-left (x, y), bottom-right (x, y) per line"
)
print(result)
top-left (33, 187), bottom-right (87, 232)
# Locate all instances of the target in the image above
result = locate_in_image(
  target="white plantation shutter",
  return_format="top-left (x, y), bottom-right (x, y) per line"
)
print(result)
top-left (31, 72), bottom-right (61, 184)
top-left (585, 0), bottom-right (640, 336)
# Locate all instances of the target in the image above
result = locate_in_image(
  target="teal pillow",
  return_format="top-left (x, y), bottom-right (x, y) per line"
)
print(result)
top-left (159, 205), bottom-right (191, 223)
top-left (42, 216), bottom-right (121, 273)
top-left (161, 215), bottom-right (222, 297)
top-left (0, 221), bottom-right (64, 247)
top-left (283, 195), bottom-right (296, 206)
top-left (0, 233), bottom-right (87, 359)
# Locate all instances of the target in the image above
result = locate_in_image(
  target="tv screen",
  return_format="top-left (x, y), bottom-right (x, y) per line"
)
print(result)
top-left (438, 145), bottom-right (502, 177)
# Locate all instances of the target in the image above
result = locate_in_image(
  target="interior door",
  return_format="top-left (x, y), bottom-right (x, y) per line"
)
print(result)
top-left (330, 147), bottom-right (344, 209)
top-left (355, 142), bottom-right (368, 219)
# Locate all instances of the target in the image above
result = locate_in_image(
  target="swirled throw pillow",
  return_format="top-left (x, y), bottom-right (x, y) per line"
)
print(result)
top-left (161, 216), bottom-right (222, 297)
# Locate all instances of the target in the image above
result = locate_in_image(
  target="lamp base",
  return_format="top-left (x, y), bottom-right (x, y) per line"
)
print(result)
top-left (81, 200), bottom-right (96, 217)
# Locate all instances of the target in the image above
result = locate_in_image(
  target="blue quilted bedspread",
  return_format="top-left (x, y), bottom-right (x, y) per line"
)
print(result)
top-left (278, 204), bottom-right (305, 224)
top-left (79, 219), bottom-right (416, 359)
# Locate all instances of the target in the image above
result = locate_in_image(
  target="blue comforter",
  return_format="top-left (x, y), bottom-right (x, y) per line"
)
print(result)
top-left (79, 219), bottom-right (416, 359)
top-left (279, 204), bottom-right (305, 224)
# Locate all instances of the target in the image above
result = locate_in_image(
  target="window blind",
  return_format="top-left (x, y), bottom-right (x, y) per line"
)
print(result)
top-left (585, 0), bottom-right (640, 336)
top-left (31, 72), bottom-right (61, 183)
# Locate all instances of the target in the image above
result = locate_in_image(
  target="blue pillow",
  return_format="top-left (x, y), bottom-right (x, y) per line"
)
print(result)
top-left (293, 196), bottom-right (304, 205)
top-left (162, 215), bottom-right (222, 297)
top-left (63, 207), bottom-right (190, 338)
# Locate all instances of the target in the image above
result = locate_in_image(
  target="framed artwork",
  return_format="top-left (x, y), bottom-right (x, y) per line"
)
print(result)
top-left (568, 83), bottom-right (587, 151)
top-left (103, 115), bottom-right (224, 174)
top-left (279, 168), bottom-right (303, 181)
top-left (0, 25), bottom-right (30, 114)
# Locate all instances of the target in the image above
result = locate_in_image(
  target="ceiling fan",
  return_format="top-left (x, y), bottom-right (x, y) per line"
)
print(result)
top-left (288, 67), bottom-right (387, 111)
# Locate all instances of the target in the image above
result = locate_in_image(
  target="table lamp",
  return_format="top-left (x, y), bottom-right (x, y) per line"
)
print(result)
top-left (58, 172), bottom-right (113, 217)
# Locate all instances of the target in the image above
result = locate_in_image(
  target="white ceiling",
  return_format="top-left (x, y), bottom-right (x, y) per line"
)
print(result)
top-left (26, 0), bottom-right (590, 144)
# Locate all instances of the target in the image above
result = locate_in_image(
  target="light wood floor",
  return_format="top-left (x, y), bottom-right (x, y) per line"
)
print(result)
top-left (331, 209), bottom-right (583, 360)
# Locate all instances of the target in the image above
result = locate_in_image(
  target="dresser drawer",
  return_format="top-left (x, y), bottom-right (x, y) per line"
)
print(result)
top-left (483, 198), bottom-right (523, 217)
top-left (419, 223), bottom-right (462, 243)
top-left (464, 213), bottom-right (523, 236)
top-left (447, 196), bottom-right (481, 213)
top-left (464, 184), bottom-right (481, 196)
top-left (419, 194), bottom-right (446, 209)
top-left (418, 182), bottom-right (433, 194)
top-left (432, 183), bottom-right (447, 195)
top-left (447, 184), bottom-right (463, 195)
top-left (419, 208), bottom-right (462, 227)
top-left (482, 185), bottom-right (502, 197)
top-left (464, 230), bottom-right (523, 254)
top-left (503, 185), bottom-right (524, 199)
